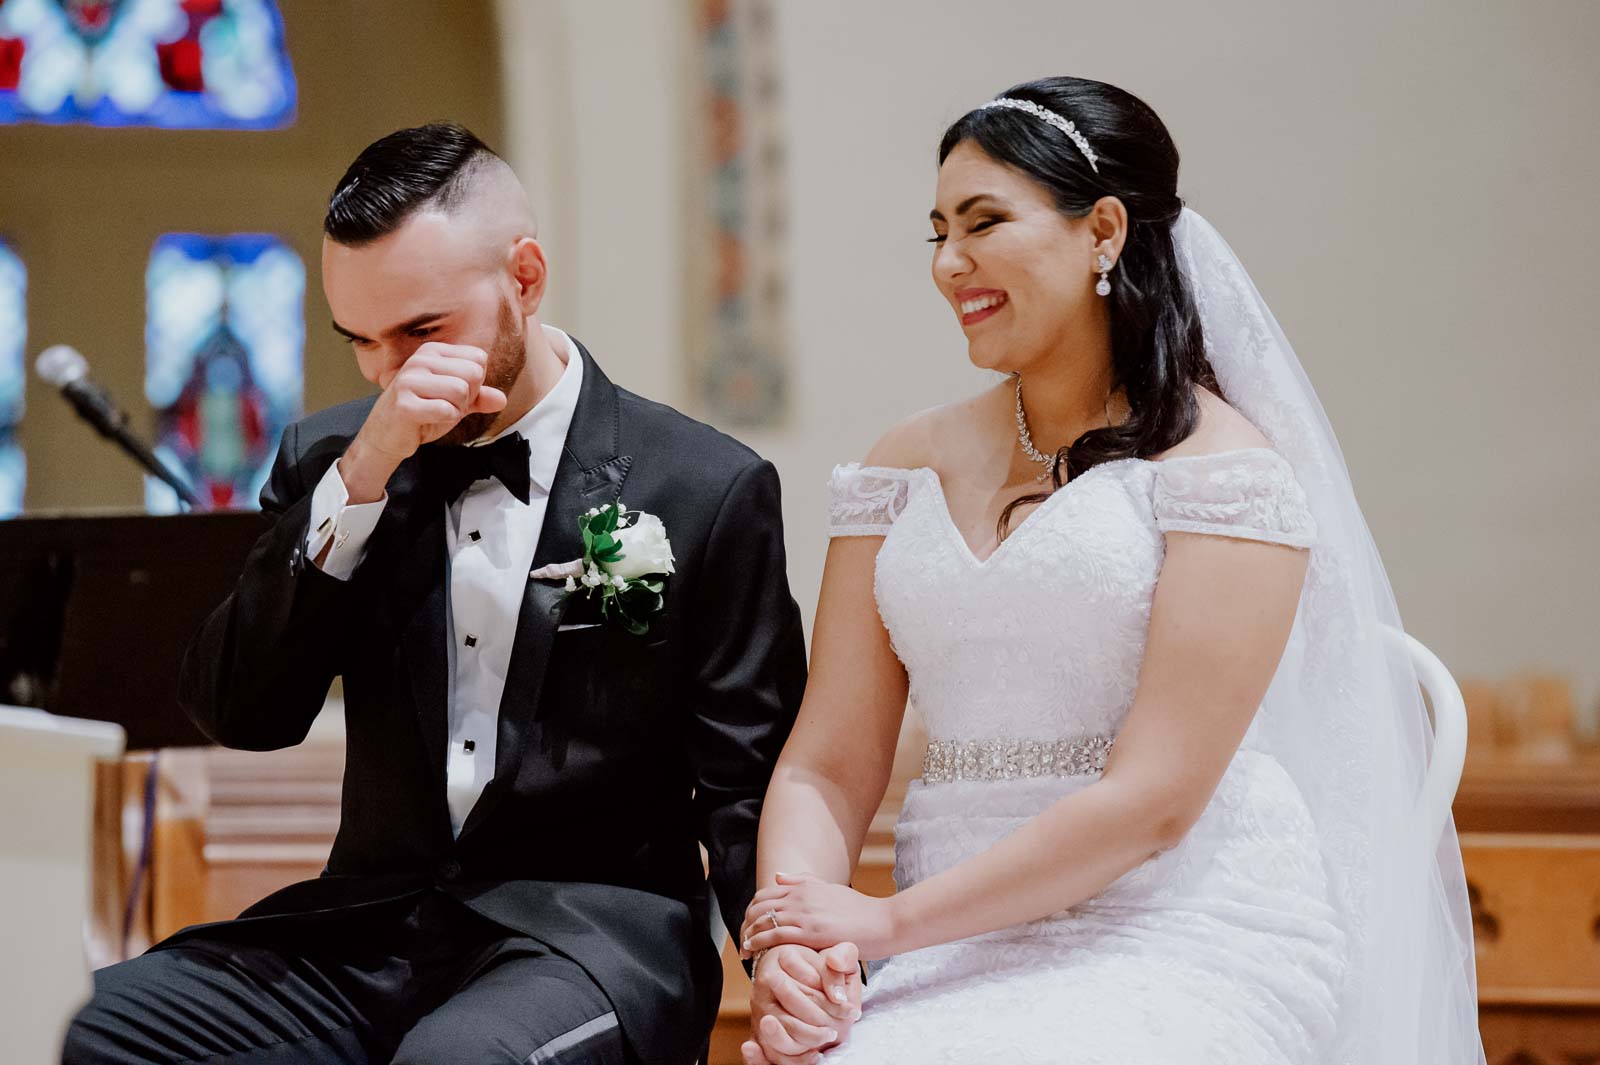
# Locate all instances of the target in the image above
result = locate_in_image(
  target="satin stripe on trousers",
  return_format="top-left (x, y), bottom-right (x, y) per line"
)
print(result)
top-left (61, 891), bottom-right (632, 1065)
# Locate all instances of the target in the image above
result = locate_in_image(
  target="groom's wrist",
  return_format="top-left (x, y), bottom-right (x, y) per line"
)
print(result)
top-left (339, 434), bottom-right (402, 504)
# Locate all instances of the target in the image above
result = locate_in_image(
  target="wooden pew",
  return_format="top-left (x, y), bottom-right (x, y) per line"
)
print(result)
top-left (137, 704), bottom-right (347, 944)
top-left (1456, 674), bottom-right (1600, 1063)
top-left (128, 673), bottom-right (1600, 1063)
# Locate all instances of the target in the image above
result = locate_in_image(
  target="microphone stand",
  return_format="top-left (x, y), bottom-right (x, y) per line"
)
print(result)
top-left (57, 381), bottom-right (204, 510)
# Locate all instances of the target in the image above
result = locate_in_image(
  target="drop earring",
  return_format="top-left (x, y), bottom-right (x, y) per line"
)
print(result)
top-left (1095, 253), bottom-right (1113, 297)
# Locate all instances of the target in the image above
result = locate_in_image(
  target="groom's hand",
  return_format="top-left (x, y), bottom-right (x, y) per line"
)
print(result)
top-left (743, 943), bottom-right (861, 1065)
top-left (340, 343), bottom-right (508, 503)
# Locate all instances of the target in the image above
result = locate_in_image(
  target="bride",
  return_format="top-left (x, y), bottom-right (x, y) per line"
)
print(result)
top-left (736, 76), bottom-right (1483, 1064)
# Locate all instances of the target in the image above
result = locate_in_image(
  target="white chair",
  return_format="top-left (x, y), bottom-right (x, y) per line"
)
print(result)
top-left (1382, 627), bottom-right (1469, 850)
top-left (0, 705), bottom-right (126, 1064)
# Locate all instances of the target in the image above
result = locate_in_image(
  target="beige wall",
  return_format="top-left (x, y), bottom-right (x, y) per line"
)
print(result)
top-left (491, 0), bottom-right (688, 405)
top-left (12, 3), bottom-right (1593, 712)
top-left (3, 0), bottom-right (504, 512)
top-left (506, 1), bottom-right (1600, 715)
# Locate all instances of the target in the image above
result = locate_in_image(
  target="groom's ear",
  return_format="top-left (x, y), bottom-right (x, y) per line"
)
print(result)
top-left (509, 236), bottom-right (549, 317)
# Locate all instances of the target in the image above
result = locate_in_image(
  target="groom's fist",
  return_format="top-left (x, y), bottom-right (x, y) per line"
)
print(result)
top-left (368, 342), bottom-right (506, 452)
top-left (342, 343), bottom-right (507, 502)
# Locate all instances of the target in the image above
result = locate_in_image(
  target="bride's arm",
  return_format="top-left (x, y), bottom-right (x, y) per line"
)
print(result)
top-left (753, 533), bottom-right (910, 892)
top-left (742, 527), bottom-right (1308, 959)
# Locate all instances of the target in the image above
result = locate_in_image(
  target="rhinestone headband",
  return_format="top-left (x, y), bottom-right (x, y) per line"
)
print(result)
top-left (977, 98), bottom-right (1100, 173)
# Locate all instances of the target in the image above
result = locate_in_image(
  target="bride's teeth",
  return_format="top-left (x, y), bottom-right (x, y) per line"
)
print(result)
top-left (961, 294), bottom-right (1004, 315)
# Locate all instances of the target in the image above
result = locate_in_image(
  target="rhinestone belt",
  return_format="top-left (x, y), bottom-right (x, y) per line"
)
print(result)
top-left (921, 736), bottom-right (1114, 784)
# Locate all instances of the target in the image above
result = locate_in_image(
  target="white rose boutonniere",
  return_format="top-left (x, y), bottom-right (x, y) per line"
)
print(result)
top-left (563, 501), bottom-right (675, 635)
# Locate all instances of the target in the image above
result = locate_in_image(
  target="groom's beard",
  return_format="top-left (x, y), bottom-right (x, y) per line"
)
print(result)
top-left (437, 301), bottom-right (526, 447)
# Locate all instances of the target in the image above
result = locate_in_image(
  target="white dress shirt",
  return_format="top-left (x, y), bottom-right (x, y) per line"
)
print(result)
top-left (305, 325), bottom-right (585, 836)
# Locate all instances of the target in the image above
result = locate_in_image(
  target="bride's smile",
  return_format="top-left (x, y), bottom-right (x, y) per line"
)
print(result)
top-left (955, 287), bottom-right (1008, 325)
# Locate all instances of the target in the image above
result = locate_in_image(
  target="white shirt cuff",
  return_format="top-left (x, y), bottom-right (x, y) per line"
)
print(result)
top-left (305, 460), bottom-right (388, 581)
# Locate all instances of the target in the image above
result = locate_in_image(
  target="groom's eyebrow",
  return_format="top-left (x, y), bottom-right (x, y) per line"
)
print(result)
top-left (330, 310), bottom-right (450, 343)
top-left (929, 194), bottom-right (1004, 222)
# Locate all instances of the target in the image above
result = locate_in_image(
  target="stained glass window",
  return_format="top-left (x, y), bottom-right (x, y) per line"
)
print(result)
top-left (145, 232), bottom-right (301, 512)
top-left (0, 0), bottom-right (295, 129)
top-left (0, 239), bottom-right (24, 518)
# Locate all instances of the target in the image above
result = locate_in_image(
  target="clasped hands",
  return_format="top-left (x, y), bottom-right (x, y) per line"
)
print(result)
top-left (736, 874), bottom-right (903, 1063)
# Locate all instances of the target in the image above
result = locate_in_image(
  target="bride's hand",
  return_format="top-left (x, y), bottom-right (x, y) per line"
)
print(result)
top-left (740, 873), bottom-right (901, 961)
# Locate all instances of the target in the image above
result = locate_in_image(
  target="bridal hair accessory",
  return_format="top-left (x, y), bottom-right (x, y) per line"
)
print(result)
top-left (978, 98), bottom-right (1100, 173)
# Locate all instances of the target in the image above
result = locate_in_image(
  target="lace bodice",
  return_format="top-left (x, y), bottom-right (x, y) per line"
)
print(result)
top-left (820, 448), bottom-right (1344, 1065)
top-left (827, 449), bottom-right (1315, 744)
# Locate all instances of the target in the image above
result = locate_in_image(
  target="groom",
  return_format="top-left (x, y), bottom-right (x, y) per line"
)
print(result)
top-left (63, 124), bottom-right (853, 1064)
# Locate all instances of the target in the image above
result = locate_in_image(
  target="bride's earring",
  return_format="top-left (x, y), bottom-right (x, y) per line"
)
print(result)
top-left (1095, 253), bottom-right (1113, 297)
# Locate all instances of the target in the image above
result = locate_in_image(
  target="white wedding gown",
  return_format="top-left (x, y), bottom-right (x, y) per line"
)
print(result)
top-left (822, 448), bottom-right (1348, 1064)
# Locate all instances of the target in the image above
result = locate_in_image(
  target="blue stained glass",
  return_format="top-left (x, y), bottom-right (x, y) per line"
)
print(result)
top-left (0, 0), bottom-right (295, 129)
top-left (145, 232), bottom-right (302, 512)
top-left (0, 238), bottom-right (24, 518)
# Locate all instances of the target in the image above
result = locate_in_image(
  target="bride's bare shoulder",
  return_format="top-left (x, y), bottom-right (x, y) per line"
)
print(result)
top-left (1156, 386), bottom-right (1272, 460)
top-left (861, 384), bottom-right (1005, 472)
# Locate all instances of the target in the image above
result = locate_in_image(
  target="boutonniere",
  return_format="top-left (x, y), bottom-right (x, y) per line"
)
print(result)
top-left (531, 502), bottom-right (675, 636)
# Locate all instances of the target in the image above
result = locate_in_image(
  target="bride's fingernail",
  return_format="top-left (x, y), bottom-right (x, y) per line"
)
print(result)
top-left (830, 988), bottom-right (847, 1003)
top-left (742, 939), bottom-right (751, 951)
top-left (827, 1029), bottom-right (838, 1041)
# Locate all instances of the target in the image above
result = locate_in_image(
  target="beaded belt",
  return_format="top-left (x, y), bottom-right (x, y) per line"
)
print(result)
top-left (921, 736), bottom-right (1114, 784)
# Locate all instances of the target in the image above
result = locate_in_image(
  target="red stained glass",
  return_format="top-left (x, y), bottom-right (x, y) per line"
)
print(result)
top-left (157, 38), bottom-right (204, 93)
top-left (0, 0), bottom-right (294, 129)
top-left (0, 37), bottom-right (22, 92)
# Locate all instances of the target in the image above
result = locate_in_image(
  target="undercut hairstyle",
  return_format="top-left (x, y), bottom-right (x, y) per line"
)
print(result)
top-left (323, 122), bottom-right (500, 247)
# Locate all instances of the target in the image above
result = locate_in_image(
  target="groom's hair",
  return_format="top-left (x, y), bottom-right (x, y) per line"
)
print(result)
top-left (324, 122), bottom-right (500, 247)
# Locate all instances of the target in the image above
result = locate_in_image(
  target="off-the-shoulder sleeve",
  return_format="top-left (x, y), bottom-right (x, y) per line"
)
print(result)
top-left (827, 463), bottom-right (915, 537)
top-left (1152, 449), bottom-right (1317, 548)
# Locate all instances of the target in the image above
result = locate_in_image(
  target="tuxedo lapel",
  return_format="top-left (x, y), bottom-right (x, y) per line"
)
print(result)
top-left (379, 459), bottom-right (452, 798)
top-left (460, 341), bottom-right (632, 838)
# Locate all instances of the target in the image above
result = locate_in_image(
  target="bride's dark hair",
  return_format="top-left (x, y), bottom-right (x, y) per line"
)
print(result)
top-left (939, 76), bottom-right (1217, 537)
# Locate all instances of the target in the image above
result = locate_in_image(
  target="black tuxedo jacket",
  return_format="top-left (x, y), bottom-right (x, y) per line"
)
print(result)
top-left (173, 341), bottom-right (807, 1063)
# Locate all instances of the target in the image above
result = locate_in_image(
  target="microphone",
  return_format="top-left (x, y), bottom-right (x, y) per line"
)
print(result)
top-left (35, 345), bottom-right (204, 509)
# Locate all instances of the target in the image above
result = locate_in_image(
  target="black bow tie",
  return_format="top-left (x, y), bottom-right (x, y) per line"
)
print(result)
top-left (418, 433), bottom-right (532, 505)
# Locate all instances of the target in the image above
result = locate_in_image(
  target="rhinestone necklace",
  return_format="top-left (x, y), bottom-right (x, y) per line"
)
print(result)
top-left (1014, 376), bottom-right (1117, 483)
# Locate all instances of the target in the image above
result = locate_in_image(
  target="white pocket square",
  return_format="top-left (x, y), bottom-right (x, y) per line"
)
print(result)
top-left (555, 622), bottom-right (602, 632)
